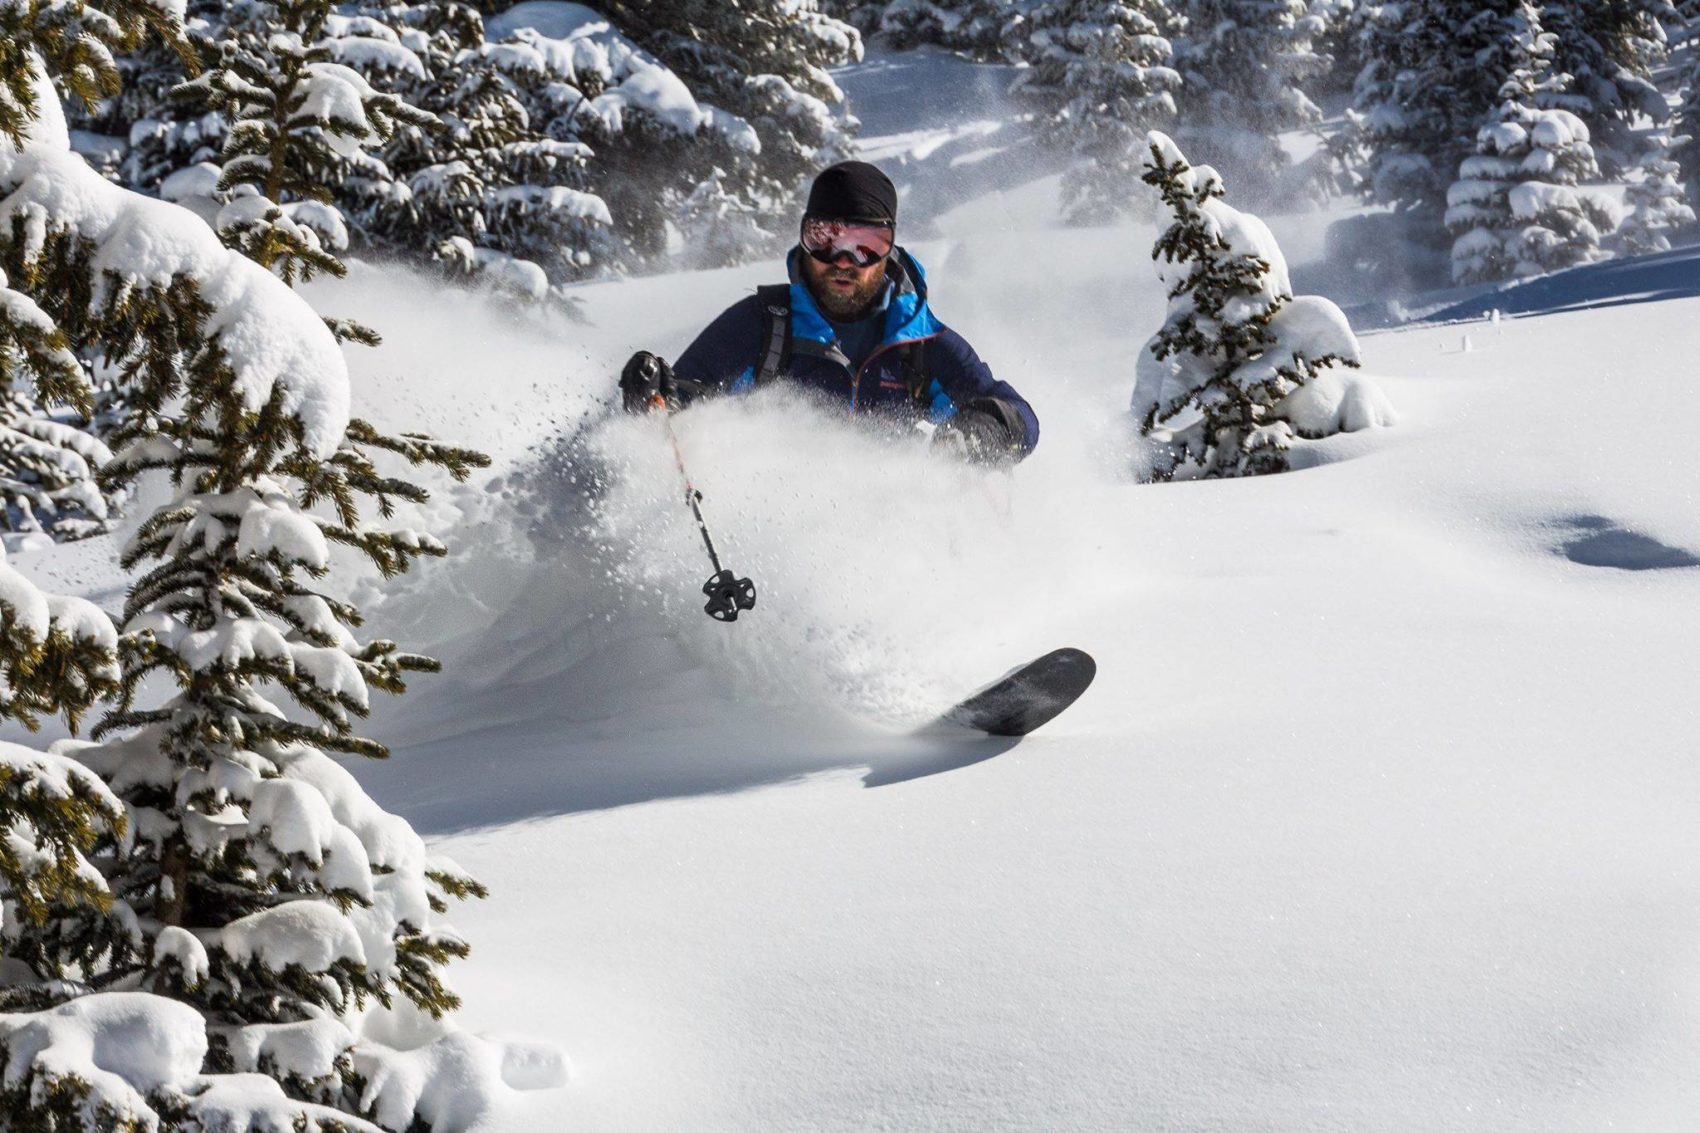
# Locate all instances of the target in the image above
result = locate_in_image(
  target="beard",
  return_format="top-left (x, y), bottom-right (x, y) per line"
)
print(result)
top-left (806, 259), bottom-right (887, 320)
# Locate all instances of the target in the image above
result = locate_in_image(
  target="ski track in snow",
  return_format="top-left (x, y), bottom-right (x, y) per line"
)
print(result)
top-left (7, 45), bottom-right (1700, 1133)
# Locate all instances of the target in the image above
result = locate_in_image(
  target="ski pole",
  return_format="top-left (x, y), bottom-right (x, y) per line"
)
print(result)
top-left (655, 403), bottom-right (756, 622)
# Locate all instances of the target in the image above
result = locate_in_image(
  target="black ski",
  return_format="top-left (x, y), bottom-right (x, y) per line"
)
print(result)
top-left (942, 648), bottom-right (1096, 736)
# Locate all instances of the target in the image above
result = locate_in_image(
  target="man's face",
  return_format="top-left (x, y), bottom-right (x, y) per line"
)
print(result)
top-left (798, 216), bottom-right (892, 320)
top-left (801, 247), bottom-right (888, 321)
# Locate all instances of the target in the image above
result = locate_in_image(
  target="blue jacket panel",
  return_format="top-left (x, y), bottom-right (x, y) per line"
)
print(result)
top-left (672, 248), bottom-right (1040, 455)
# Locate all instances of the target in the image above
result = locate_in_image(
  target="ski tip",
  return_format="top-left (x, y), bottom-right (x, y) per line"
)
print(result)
top-left (943, 646), bottom-right (1098, 737)
top-left (1048, 646), bottom-right (1095, 668)
top-left (1031, 647), bottom-right (1097, 687)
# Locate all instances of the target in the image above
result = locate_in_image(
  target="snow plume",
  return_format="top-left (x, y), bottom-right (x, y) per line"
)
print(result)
top-left (349, 373), bottom-right (1118, 830)
top-left (562, 392), bottom-right (1103, 720)
top-left (304, 250), bottom-right (1128, 826)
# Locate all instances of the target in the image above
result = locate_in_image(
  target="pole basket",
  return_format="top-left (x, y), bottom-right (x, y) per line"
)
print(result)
top-left (702, 569), bottom-right (757, 622)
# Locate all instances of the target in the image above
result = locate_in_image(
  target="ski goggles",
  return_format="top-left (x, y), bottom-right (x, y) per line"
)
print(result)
top-left (800, 215), bottom-right (894, 268)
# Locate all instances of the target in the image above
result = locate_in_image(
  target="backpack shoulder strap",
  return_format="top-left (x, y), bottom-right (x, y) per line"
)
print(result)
top-left (900, 337), bottom-right (930, 409)
top-left (754, 284), bottom-right (791, 387)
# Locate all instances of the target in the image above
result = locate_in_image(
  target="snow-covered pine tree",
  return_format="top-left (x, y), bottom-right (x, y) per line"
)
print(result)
top-left (468, 19), bottom-right (715, 273)
top-left (600, 0), bottom-right (863, 257)
top-left (675, 168), bottom-right (778, 271)
top-left (1, 266), bottom-right (123, 541)
top-left (63, 2), bottom-right (208, 182)
top-left (1169, 0), bottom-right (1327, 200)
top-left (0, 564), bottom-right (128, 1129)
top-left (1443, 2), bottom-right (1616, 284)
top-left (1132, 131), bottom-right (1391, 478)
top-left (337, 1), bottom-right (599, 289)
top-left (176, 0), bottom-right (434, 318)
top-left (1316, 106), bottom-right (1369, 198)
top-left (2, 0), bottom-right (185, 543)
top-left (0, 0), bottom-right (175, 724)
top-left (874, 0), bottom-right (1029, 57)
top-left (1353, 0), bottom-right (1511, 225)
top-left (817, 0), bottom-right (883, 32)
top-left (1541, 0), bottom-right (1673, 175)
top-left (53, 0), bottom-right (859, 277)
top-left (114, 1), bottom-right (238, 196)
top-left (1676, 39), bottom-right (1700, 213)
top-left (0, 543), bottom-right (122, 1013)
top-left (0, 503), bottom-right (122, 966)
top-left (116, 0), bottom-right (608, 289)
top-left (1617, 130), bottom-right (1694, 253)
top-left (0, 5), bottom-right (336, 1126)
top-left (379, 1), bottom-right (523, 236)
top-left (310, 6), bottom-right (448, 254)
top-left (0, 382), bottom-right (119, 543)
top-left (1009, 0), bottom-right (1182, 223)
top-left (0, 272), bottom-right (122, 1013)
top-left (1307, 0), bottom-right (1362, 95)
top-left (342, 2), bottom-right (842, 277)
top-left (57, 358), bottom-right (493, 1126)
top-left (2, 9), bottom-right (563, 1128)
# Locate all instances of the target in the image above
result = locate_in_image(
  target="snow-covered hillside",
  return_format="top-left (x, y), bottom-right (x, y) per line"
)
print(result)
top-left (10, 40), bottom-right (1700, 1133)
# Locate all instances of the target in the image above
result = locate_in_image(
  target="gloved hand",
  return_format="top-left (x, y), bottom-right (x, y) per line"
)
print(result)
top-left (620, 350), bottom-right (676, 413)
top-left (933, 407), bottom-right (1017, 466)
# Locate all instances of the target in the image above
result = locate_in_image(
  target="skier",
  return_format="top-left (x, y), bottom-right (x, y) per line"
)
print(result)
top-left (619, 161), bottom-right (1040, 464)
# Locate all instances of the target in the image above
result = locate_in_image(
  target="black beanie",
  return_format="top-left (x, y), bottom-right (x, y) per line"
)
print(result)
top-left (804, 161), bottom-right (897, 225)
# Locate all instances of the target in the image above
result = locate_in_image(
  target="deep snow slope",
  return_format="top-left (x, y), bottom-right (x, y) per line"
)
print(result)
top-left (287, 48), bottom-right (1700, 1128)
top-left (345, 273), bottom-right (1700, 1130)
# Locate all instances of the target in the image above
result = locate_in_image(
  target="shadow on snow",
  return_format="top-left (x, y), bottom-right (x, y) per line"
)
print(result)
top-left (1420, 242), bottom-right (1700, 324)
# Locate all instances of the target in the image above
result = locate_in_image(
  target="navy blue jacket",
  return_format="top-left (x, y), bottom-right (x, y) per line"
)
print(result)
top-left (673, 248), bottom-right (1039, 455)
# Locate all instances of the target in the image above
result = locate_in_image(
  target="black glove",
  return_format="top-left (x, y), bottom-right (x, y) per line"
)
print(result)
top-left (933, 407), bottom-right (1017, 466)
top-left (620, 351), bottom-right (676, 413)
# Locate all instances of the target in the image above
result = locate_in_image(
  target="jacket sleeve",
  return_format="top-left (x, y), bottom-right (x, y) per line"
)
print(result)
top-left (671, 294), bottom-right (767, 404)
top-left (929, 327), bottom-right (1040, 457)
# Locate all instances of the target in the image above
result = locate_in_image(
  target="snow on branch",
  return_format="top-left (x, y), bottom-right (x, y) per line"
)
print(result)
top-left (0, 109), bottom-right (352, 456)
top-left (0, 991), bottom-right (388, 1132)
